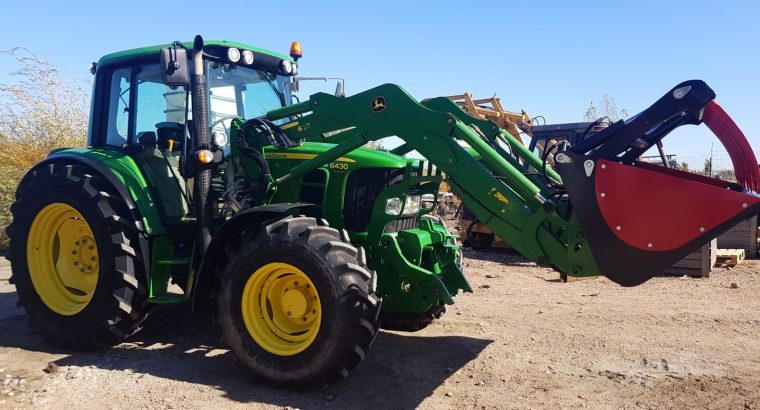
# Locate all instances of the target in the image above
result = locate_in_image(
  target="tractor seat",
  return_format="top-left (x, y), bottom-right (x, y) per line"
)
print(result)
top-left (137, 131), bottom-right (158, 148)
top-left (156, 122), bottom-right (184, 153)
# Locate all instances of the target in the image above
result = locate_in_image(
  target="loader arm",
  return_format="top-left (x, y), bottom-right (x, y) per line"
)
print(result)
top-left (267, 83), bottom-right (601, 279)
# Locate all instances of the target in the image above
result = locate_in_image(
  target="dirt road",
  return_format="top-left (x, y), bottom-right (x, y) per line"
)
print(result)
top-left (1, 253), bottom-right (759, 409)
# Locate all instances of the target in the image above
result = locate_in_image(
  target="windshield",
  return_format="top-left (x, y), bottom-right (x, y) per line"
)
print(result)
top-left (206, 61), bottom-right (292, 151)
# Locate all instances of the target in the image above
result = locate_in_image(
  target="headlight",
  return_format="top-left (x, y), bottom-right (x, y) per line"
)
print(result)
top-left (227, 47), bottom-right (241, 63)
top-left (280, 59), bottom-right (293, 74)
top-left (385, 197), bottom-right (402, 215)
top-left (213, 130), bottom-right (228, 147)
top-left (404, 195), bottom-right (421, 215)
top-left (385, 195), bottom-right (421, 215)
top-left (241, 49), bottom-right (254, 65)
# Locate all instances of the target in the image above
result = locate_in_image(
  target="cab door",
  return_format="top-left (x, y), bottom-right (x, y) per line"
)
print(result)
top-left (97, 61), bottom-right (191, 226)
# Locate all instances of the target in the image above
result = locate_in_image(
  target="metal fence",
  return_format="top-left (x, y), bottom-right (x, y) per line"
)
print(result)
top-left (641, 150), bottom-right (759, 180)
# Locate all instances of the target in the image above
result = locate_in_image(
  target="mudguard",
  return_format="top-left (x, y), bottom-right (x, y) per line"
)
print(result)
top-left (42, 148), bottom-right (167, 235)
top-left (191, 203), bottom-right (314, 306)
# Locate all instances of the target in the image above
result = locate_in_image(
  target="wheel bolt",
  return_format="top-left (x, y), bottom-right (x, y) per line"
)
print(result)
top-left (72, 250), bottom-right (77, 255)
top-left (302, 318), bottom-right (306, 322)
top-left (312, 309), bottom-right (316, 314)
top-left (89, 245), bottom-right (94, 250)
top-left (286, 311), bottom-right (292, 316)
top-left (75, 241), bottom-right (80, 246)
top-left (294, 281), bottom-right (299, 286)
top-left (305, 284), bottom-right (310, 289)
top-left (91, 256), bottom-right (96, 261)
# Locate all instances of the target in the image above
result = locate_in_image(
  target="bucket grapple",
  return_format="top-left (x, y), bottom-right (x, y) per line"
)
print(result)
top-left (555, 80), bottom-right (760, 285)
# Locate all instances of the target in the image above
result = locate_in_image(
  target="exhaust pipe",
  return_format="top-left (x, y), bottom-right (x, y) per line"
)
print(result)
top-left (191, 35), bottom-right (212, 253)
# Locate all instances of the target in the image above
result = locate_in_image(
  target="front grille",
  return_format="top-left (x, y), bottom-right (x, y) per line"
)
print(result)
top-left (343, 167), bottom-right (405, 232)
top-left (384, 215), bottom-right (419, 233)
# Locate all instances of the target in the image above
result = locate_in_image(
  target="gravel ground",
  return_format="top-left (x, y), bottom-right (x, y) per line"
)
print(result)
top-left (0, 252), bottom-right (759, 409)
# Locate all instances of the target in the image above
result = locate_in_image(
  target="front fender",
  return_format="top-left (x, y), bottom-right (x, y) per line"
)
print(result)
top-left (191, 203), bottom-right (314, 308)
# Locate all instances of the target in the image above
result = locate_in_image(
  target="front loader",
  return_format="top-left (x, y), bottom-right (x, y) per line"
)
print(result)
top-left (265, 80), bottom-right (760, 286)
top-left (7, 36), bottom-right (759, 390)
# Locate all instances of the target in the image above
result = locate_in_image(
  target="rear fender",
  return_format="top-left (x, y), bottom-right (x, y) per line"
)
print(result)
top-left (42, 149), bottom-right (167, 235)
top-left (23, 151), bottom-right (158, 281)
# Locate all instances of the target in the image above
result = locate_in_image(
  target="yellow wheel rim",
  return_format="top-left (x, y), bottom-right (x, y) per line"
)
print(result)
top-left (26, 203), bottom-right (99, 316)
top-left (241, 262), bottom-right (322, 356)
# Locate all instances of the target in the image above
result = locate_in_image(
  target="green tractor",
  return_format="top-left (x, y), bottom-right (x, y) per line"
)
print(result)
top-left (7, 37), bottom-right (464, 388)
top-left (9, 35), bottom-right (760, 389)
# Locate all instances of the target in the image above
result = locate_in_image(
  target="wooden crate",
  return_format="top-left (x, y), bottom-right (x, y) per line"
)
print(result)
top-left (717, 215), bottom-right (758, 258)
top-left (661, 238), bottom-right (717, 278)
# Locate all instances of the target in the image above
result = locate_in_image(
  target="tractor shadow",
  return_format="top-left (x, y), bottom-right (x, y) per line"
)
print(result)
top-left (463, 248), bottom-right (536, 266)
top-left (0, 305), bottom-right (492, 409)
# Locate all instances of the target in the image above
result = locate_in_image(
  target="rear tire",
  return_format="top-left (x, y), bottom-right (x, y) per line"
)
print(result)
top-left (215, 216), bottom-right (381, 388)
top-left (8, 163), bottom-right (150, 348)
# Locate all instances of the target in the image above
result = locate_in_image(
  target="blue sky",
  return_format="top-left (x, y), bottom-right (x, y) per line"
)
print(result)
top-left (1, 0), bottom-right (758, 157)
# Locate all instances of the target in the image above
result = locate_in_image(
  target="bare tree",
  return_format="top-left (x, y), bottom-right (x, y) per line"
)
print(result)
top-left (583, 94), bottom-right (629, 122)
top-left (0, 48), bottom-right (89, 249)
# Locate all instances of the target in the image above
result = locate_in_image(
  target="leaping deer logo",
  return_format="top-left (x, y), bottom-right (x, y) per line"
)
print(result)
top-left (371, 96), bottom-right (387, 112)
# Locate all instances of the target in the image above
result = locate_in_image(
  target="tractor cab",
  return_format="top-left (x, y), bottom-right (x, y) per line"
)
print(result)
top-left (88, 41), bottom-right (297, 228)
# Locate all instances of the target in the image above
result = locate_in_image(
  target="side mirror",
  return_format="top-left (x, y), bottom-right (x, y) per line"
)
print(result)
top-left (290, 78), bottom-right (300, 93)
top-left (335, 80), bottom-right (344, 97)
top-left (160, 44), bottom-right (190, 86)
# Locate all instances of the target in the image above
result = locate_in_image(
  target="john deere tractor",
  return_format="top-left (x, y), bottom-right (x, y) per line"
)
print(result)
top-left (8, 36), bottom-right (760, 388)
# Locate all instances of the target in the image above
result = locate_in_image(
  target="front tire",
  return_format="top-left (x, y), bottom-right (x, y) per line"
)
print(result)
top-left (8, 163), bottom-right (150, 348)
top-left (216, 216), bottom-right (381, 388)
top-left (380, 305), bottom-right (446, 332)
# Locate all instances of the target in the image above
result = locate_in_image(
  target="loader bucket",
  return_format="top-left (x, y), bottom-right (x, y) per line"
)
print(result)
top-left (555, 80), bottom-right (760, 286)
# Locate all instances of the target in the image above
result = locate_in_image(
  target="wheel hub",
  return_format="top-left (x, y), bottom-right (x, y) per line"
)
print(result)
top-left (241, 262), bottom-right (321, 356)
top-left (27, 203), bottom-right (99, 315)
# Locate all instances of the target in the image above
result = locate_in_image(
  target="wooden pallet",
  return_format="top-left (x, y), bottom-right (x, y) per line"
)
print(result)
top-left (715, 249), bottom-right (746, 267)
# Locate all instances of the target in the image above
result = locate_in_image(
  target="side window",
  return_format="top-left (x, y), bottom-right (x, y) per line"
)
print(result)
top-left (103, 63), bottom-right (188, 147)
top-left (105, 68), bottom-right (131, 146)
top-left (135, 64), bottom-right (187, 136)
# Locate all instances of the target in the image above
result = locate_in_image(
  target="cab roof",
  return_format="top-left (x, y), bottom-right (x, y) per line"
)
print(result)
top-left (97, 39), bottom-right (293, 67)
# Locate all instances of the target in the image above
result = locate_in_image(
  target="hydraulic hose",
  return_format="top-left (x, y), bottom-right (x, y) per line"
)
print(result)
top-left (238, 119), bottom-right (273, 201)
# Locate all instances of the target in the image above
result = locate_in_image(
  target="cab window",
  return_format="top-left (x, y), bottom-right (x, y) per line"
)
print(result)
top-left (102, 62), bottom-right (188, 146)
top-left (105, 67), bottom-right (130, 146)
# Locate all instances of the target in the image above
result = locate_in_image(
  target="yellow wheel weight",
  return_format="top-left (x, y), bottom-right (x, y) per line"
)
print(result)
top-left (241, 262), bottom-right (322, 356)
top-left (26, 203), bottom-right (99, 316)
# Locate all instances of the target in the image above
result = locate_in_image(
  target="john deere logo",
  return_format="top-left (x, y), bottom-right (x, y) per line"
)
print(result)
top-left (371, 96), bottom-right (387, 112)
